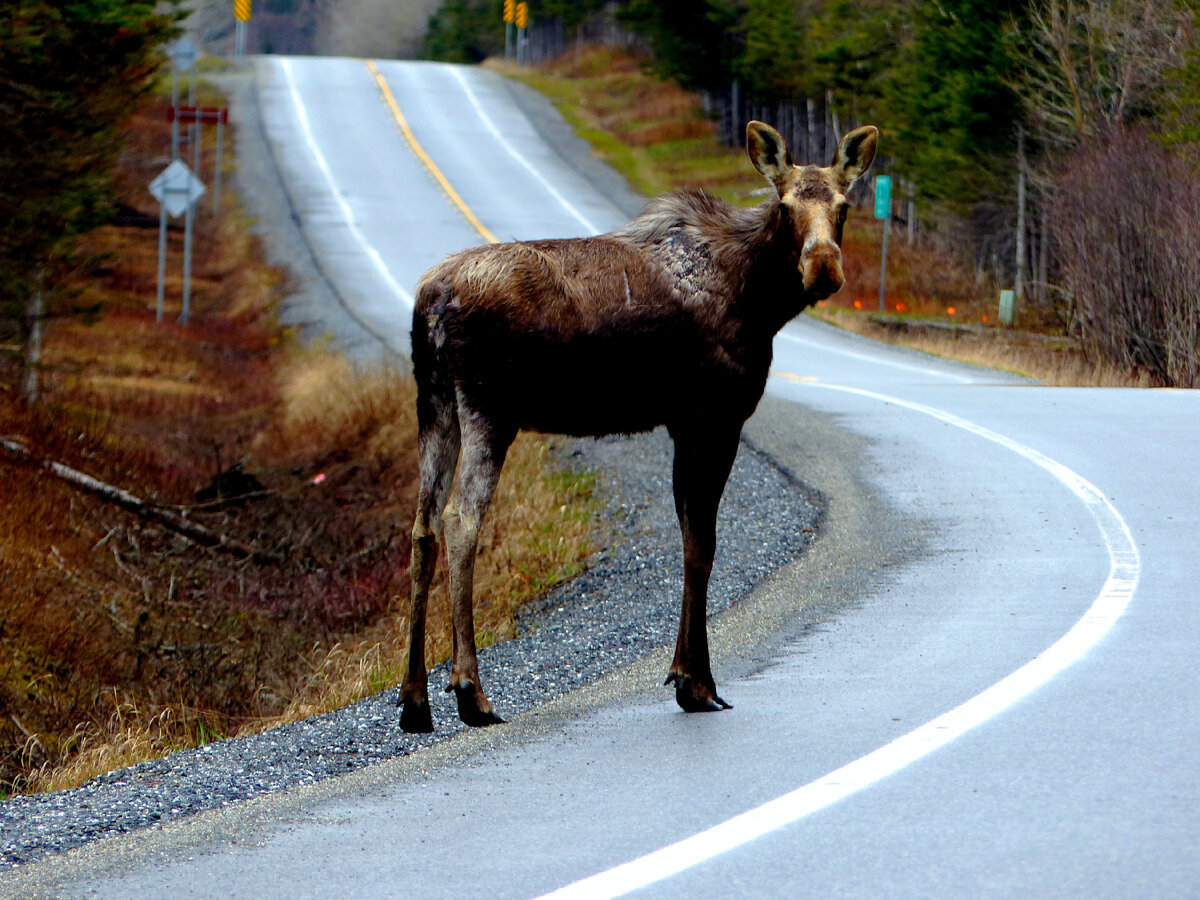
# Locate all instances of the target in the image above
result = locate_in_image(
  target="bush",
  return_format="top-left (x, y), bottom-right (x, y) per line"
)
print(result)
top-left (1051, 129), bottom-right (1200, 387)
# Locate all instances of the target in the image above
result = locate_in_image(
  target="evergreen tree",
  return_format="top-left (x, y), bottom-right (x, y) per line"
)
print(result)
top-left (0, 1), bottom-right (183, 392)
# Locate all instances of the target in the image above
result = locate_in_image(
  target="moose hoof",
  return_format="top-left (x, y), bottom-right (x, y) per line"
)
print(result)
top-left (666, 672), bottom-right (733, 713)
top-left (448, 684), bottom-right (505, 728)
top-left (399, 698), bottom-right (434, 734)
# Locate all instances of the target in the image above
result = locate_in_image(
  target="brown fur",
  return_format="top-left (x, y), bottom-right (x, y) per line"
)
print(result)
top-left (399, 122), bottom-right (878, 731)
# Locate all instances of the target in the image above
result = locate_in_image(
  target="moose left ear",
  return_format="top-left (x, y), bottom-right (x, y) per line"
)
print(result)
top-left (747, 121), bottom-right (794, 195)
top-left (831, 125), bottom-right (879, 191)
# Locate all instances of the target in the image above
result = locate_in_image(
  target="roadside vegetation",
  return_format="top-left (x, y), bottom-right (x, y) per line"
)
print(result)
top-left (1, 14), bottom-right (598, 794)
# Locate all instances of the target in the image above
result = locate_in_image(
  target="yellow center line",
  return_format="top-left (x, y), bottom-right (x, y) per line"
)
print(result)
top-left (770, 370), bottom-right (819, 383)
top-left (365, 59), bottom-right (499, 245)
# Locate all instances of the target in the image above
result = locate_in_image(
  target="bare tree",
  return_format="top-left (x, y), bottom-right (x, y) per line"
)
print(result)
top-left (1015, 0), bottom-right (1190, 147)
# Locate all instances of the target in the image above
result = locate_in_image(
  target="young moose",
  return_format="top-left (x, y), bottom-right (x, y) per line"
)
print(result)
top-left (400, 121), bottom-right (878, 732)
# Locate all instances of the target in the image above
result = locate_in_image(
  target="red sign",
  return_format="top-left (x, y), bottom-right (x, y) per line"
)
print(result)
top-left (169, 106), bottom-right (229, 125)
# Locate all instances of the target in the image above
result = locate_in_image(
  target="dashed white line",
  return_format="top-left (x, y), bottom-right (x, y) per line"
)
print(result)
top-left (535, 381), bottom-right (1139, 900)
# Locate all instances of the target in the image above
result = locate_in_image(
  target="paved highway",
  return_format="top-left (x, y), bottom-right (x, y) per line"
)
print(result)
top-left (42, 57), bottom-right (1200, 896)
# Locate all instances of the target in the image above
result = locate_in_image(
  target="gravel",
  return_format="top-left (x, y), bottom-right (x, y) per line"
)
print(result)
top-left (0, 65), bottom-right (821, 871)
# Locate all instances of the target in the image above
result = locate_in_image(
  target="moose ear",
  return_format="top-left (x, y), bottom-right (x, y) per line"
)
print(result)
top-left (747, 121), bottom-right (794, 194)
top-left (831, 125), bottom-right (879, 191)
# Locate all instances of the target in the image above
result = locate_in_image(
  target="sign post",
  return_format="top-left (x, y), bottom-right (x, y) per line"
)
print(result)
top-left (515, 2), bottom-right (528, 65)
top-left (149, 160), bottom-right (206, 324)
top-left (171, 106), bottom-right (228, 216)
top-left (235, 0), bottom-right (251, 66)
top-left (166, 37), bottom-right (199, 160)
top-left (503, 0), bottom-right (515, 61)
top-left (875, 175), bottom-right (892, 313)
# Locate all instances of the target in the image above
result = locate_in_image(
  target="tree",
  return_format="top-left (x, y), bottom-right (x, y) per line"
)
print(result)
top-left (1013, 0), bottom-right (1191, 149)
top-left (0, 1), bottom-right (183, 400)
top-left (885, 0), bottom-right (1024, 207)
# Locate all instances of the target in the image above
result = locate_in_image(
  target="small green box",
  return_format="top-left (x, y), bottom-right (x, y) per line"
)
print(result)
top-left (999, 289), bottom-right (1015, 325)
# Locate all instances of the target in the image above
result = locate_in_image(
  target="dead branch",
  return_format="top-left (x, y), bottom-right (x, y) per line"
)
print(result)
top-left (1, 437), bottom-right (283, 564)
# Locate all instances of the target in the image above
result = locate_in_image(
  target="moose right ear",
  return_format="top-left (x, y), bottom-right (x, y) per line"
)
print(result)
top-left (831, 125), bottom-right (879, 191)
top-left (747, 121), bottom-right (794, 194)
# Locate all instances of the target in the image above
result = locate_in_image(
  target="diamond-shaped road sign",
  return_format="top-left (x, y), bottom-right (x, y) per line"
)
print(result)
top-left (149, 159), bottom-right (205, 218)
top-left (167, 35), bottom-right (200, 72)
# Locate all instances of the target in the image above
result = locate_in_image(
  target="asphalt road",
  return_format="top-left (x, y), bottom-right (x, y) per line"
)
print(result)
top-left (26, 57), bottom-right (1200, 897)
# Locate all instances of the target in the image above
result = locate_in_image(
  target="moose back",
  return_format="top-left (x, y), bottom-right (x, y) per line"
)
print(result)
top-left (399, 120), bottom-right (878, 732)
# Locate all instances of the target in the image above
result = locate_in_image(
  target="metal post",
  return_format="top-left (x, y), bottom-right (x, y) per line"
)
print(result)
top-left (181, 196), bottom-right (195, 325)
top-left (156, 198), bottom-right (168, 321)
top-left (193, 113), bottom-right (203, 214)
top-left (879, 214), bottom-right (889, 314)
top-left (213, 116), bottom-right (223, 217)
top-left (171, 70), bottom-right (180, 160)
top-left (187, 68), bottom-right (196, 155)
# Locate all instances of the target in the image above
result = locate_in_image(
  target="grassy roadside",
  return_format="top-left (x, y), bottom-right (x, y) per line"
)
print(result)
top-left (1, 75), bottom-right (599, 795)
top-left (499, 46), bottom-right (1140, 387)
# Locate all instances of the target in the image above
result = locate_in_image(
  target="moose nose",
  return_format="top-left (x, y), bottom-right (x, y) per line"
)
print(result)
top-left (801, 241), bottom-right (844, 297)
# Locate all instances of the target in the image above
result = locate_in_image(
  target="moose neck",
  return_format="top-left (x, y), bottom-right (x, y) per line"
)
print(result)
top-left (715, 199), bottom-right (813, 340)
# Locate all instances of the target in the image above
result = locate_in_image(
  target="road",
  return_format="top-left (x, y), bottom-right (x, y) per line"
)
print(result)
top-left (36, 57), bottom-right (1200, 897)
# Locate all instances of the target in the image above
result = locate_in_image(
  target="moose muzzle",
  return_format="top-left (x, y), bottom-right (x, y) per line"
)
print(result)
top-left (801, 240), bottom-right (845, 298)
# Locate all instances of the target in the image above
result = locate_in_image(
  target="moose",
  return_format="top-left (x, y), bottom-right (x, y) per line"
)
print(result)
top-left (400, 120), bottom-right (878, 732)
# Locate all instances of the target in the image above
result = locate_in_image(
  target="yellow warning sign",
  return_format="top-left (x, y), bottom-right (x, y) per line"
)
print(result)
top-left (234, 0), bottom-right (251, 22)
top-left (515, 1), bottom-right (528, 28)
top-left (503, 0), bottom-right (515, 24)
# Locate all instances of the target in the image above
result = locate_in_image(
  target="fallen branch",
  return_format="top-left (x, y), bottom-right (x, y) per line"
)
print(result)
top-left (1, 437), bottom-right (283, 564)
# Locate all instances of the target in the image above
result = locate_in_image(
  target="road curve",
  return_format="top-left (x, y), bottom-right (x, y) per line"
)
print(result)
top-left (18, 56), bottom-right (1200, 897)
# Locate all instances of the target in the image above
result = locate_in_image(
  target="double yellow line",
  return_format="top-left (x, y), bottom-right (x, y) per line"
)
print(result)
top-left (365, 60), bottom-right (499, 245)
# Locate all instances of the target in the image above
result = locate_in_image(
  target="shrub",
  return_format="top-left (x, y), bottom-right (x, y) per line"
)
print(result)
top-left (1051, 129), bottom-right (1200, 387)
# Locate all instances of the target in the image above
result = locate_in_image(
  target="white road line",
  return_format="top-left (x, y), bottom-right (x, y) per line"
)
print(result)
top-left (279, 57), bottom-right (414, 310)
top-left (445, 65), bottom-right (603, 237)
top-left (535, 382), bottom-right (1140, 900)
top-left (779, 330), bottom-right (979, 383)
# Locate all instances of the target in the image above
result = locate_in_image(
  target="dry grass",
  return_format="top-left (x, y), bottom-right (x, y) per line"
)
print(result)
top-left (810, 307), bottom-right (1148, 386)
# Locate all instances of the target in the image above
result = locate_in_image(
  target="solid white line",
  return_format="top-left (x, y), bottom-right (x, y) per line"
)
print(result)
top-left (779, 330), bottom-right (979, 384)
top-left (279, 57), bottom-right (414, 310)
top-left (535, 383), bottom-right (1139, 900)
top-left (445, 64), bottom-right (603, 237)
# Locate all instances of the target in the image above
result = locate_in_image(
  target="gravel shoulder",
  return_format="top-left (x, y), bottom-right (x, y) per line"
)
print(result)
top-left (0, 64), bottom-right (846, 873)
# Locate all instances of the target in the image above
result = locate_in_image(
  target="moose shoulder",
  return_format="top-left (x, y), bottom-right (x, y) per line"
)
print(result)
top-left (400, 120), bottom-right (878, 732)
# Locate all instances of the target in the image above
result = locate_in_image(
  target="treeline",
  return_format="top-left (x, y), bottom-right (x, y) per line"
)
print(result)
top-left (0, 1), bottom-right (183, 397)
top-left (426, 0), bottom-right (1200, 385)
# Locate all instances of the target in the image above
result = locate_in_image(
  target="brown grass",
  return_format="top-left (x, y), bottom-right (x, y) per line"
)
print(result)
top-left (809, 307), bottom-right (1148, 387)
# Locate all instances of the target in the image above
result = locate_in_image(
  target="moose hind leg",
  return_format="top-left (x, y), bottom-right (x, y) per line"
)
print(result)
top-left (443, 411), bottom-right (514, 727)
top-left (666, 425), bottom-right (741, 713)
top-left (400, 406), bottom-right (460, 734)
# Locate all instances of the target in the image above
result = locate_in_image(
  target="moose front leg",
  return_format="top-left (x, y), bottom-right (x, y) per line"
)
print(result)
top-left (666, 425), bottom-right (741, 712)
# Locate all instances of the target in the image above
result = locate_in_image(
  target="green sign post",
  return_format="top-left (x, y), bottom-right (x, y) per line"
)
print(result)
top-left (875, 175), bottom-right (891, 313)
